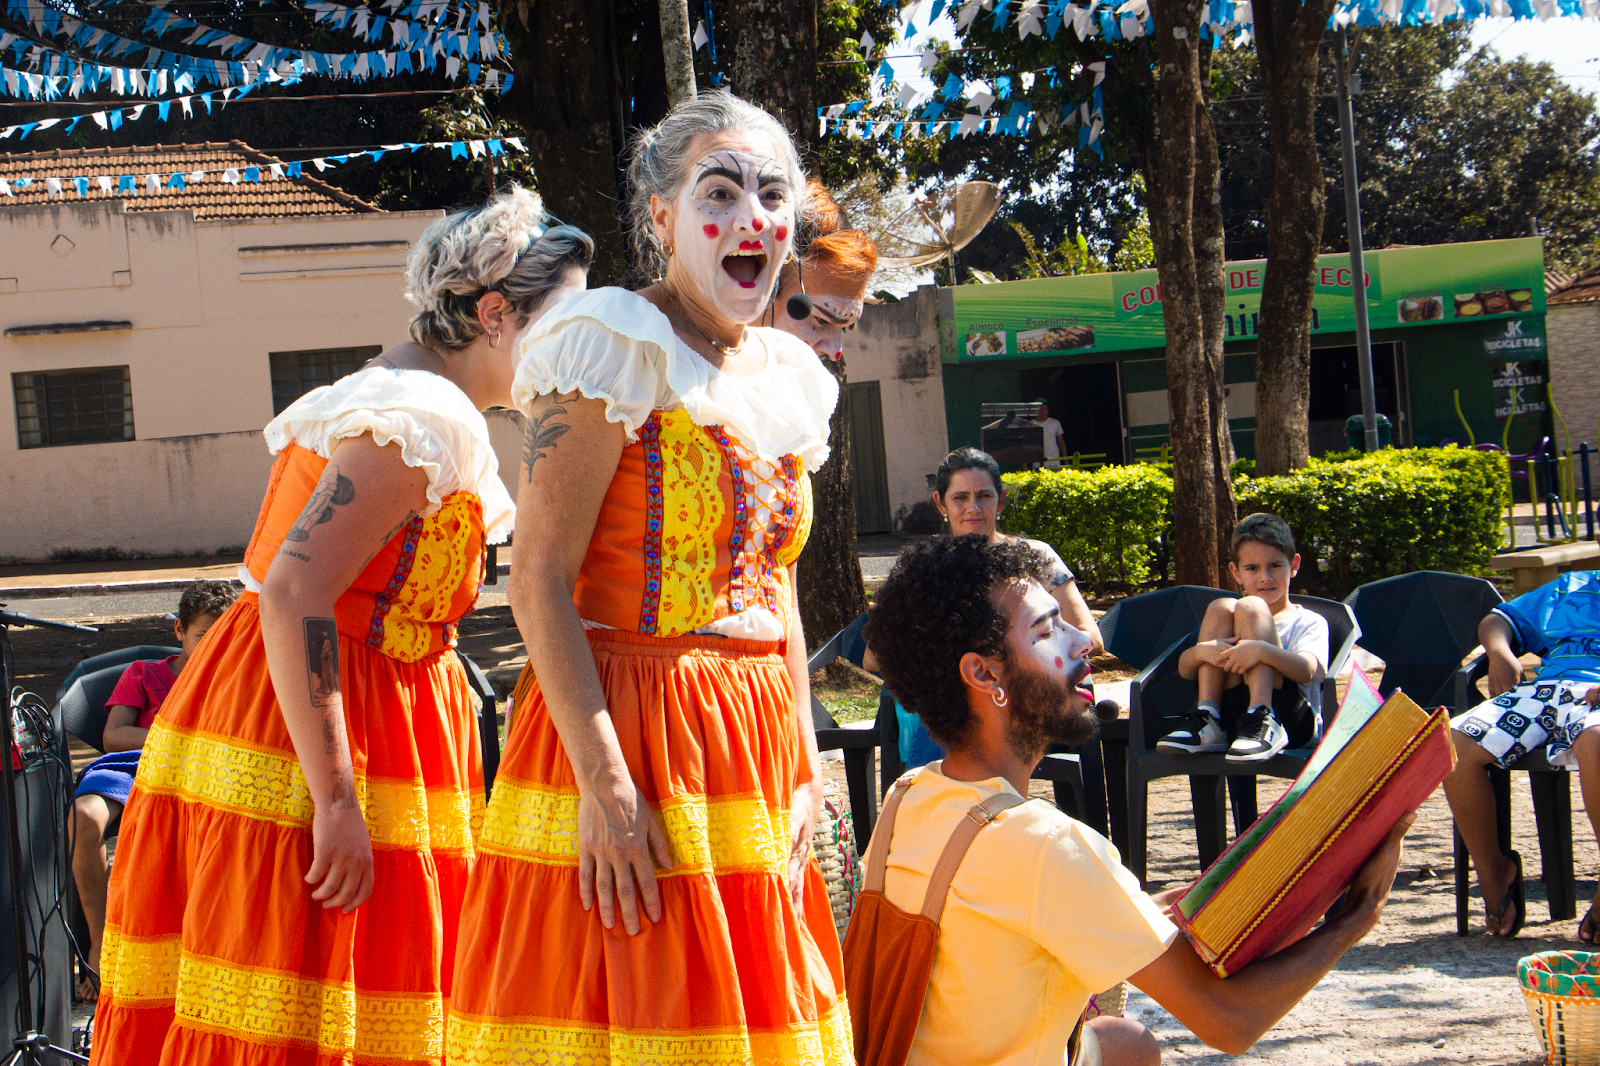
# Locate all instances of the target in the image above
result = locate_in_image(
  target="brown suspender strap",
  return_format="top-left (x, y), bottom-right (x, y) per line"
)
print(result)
top-left (919, 792), bottom-right (1028, 922)
top-left (863, 776), bottom-right (917, 894)
top-left (862, 775), bottom-right (1029, 920)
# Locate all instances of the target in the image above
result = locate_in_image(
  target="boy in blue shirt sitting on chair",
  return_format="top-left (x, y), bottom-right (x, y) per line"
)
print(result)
top-left (1444, 570), bottom-right (1600, 941)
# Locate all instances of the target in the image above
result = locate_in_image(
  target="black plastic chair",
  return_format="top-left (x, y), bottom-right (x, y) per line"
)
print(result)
top-left (57, 662), bottom-right (147, 755)
top-left (56, 645), bottom-right (178, 707)
top-left (456, 653), bottom-right (501, 800)
top-left (1348, 570), bottom-right (1578, 932)
top-left (1124, 594), bottom-right (1360, 886)
top-left (1096, 586), bottom-right (1241, 858)
top-left (807, 614), bottom-right (882, 843)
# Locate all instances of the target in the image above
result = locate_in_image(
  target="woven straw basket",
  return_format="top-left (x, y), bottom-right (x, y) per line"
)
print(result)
top-left (810, 779), bottom-right (861, 940)
top-left (1522, 951), bottom-right (1600, 1064)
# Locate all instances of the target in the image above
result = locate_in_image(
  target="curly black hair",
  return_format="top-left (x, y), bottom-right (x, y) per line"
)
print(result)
top-left (864, 534), bottom-right (1048, 748)
top-left (177, 579), bottom-right (237, 630)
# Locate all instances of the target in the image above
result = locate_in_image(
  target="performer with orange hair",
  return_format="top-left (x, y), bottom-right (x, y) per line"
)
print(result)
top-left (764, 181), bottom-right (878, 362)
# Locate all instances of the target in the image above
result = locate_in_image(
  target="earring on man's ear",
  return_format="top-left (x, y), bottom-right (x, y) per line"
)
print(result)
top-left (488, 329), bottom-right (502, 348)
top-left (993, 686), bottom-right (1009, 708)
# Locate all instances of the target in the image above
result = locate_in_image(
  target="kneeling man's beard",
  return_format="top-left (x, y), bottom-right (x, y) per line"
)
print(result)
top-left (1004, 663), bottom-right (1098, 760)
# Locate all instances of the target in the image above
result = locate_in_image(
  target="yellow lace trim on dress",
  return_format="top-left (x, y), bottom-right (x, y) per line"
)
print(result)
top-left (377, 493), bottom-right (482, 662)
top-left (174, 951), bottom-right (445, 1063)
top-left (477, 780), bottom-right (787, 876)
top-left (445, 1005), bottom-right (852, 1066)
top-left (100, 925), bottom-right (182, 1004)
top-left (139, 722), bottom-right (478, 853)
top-left (654, 410), bottom-right (724, 638)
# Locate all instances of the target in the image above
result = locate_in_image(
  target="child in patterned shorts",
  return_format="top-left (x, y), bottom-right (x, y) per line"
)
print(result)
top-left (1443, 570), bottom-right (1600, 941)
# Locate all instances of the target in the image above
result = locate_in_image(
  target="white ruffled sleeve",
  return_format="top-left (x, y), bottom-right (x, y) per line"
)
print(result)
top-left (511, 288), bottom-right (670, 442)
top-left (265, 367), bottom-right (515, 544)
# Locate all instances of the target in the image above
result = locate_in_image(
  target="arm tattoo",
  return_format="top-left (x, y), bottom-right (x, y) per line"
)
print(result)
top-left (285, 466), bottom-right (356, 543)
top-left (303, 618), bottom-right (341, 710)
top-left (522, 403), bottom-right (571, 481)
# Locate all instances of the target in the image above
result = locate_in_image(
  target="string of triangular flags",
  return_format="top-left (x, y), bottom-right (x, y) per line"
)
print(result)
top-left (820, 60), bottom-right (1105, 151)
top-left (877, 0), bottom-right (1597, 47)
top-left (0, 0), bottom-right (510, 94)
top-left (0, 46), bottom-right (509, 101)
top-left (0, 135), bottom-right (526, 199)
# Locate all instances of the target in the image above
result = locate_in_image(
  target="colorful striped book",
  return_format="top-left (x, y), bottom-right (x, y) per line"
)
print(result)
top-left (1168, 668), bottom-right (1456, 977)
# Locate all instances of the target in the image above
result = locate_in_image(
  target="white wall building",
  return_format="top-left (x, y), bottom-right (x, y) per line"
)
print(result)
top-left (0, 142), bottom-right (455, 563)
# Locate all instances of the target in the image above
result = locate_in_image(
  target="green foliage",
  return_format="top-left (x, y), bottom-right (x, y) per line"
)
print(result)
top-left (1211, 24), bottom-right (1600, 271)
top-left (999, 464), bottom-right (1174, 594)
top-left (1235, 447), bottom-right (1510, 598)
top-left (999, 447), bottom-right (1508, 599)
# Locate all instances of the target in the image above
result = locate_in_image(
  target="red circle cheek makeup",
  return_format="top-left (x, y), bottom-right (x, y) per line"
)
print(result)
top-left (775, 225), bottom-right (789, 241)
top-left (703, 224), bottom-right (720, 238)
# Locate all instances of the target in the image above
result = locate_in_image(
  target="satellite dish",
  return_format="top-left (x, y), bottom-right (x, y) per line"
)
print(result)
top-left (875, 181), bottom-right (1001, 274)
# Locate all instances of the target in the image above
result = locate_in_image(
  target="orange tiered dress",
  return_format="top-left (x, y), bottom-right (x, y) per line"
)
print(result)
top-left (447, 288), bottom-right (851, 1066)
top-left (91, 368), bottom-right (515, 1066)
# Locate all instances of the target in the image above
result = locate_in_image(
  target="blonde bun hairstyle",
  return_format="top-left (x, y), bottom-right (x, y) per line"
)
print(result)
top-left (406, 184), bottom-right (595, 351)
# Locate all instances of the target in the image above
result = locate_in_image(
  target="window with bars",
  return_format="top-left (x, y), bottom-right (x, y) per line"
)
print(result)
top-left (12, 365), bottom-right (135, 449)
top-left (269, 346), bottom-right (380, 415)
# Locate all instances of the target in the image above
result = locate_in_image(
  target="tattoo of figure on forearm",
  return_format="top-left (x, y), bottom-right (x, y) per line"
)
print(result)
top-left (522, 402), bottom-right (571, 480)
top-left (284, 467), bottom-right (356, 544)
top-left (304, 618), bottom-right (341, 710)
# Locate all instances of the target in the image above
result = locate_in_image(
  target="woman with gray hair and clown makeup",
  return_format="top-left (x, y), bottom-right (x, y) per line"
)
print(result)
top-left (88, 185), bottom-right (590, 1065)
top-left (448, 95), bottom-right (849, 1062)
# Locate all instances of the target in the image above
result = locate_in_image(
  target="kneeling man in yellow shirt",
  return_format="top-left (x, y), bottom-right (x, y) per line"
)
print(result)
top-left (860, 535), bottom-right (1415, 1065)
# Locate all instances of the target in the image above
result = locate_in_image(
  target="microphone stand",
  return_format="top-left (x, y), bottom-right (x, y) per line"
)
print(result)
top-left (0, 606), bottom-right (96, 1066)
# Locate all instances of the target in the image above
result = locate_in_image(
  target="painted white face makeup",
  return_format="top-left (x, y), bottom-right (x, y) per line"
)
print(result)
top-left (1019, 582), bottom-right (1093, 696)
top-left (670, 142), bottom-right (796, 324)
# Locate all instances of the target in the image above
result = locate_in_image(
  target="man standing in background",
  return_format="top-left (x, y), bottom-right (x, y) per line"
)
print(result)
top-left (1034, 399), bottom-right (1067, 467)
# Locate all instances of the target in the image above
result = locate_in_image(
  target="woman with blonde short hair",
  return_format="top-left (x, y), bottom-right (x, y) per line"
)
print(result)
top-left (89, 187), bottom-right (590, 1065)
top-left (449, 94), bottom-right (849, 1063)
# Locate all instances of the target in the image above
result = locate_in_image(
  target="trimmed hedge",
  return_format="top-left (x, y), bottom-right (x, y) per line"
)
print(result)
top-left (1000, 464), bottom-right (1173, 592)
top-left (1236, 447), bottom-right (1509, 598)
top-left (999, 446), bottom-right (1508, 598)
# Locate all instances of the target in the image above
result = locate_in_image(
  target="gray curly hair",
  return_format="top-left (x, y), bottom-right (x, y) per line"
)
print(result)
top-left (625, 92), bottom-right (810, 286)
top-left (405, 184), bottom-right (594, 351)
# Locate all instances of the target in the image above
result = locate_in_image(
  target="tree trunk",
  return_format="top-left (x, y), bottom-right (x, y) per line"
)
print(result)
top-left (1252, 1), bottom-right (1338, 475)
top-left (797, 360), bottom-right (868, 649)
top-left (658, 0), bottom-right (699, 108)
top-left (1194, 46), bottom-right (1238, 580)
top-left (1145, 0), bottom-right (1222, 588)
top-left (724, 0), bottom-right (818, 155)
top-left (494, 0), bottom-right (630, 285)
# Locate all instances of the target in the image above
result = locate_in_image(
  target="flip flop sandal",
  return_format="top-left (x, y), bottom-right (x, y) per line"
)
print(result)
top-left (1486, 850), bottom-right (1526, 939)
top-left (1579, 905), bottom-right (1600, 945)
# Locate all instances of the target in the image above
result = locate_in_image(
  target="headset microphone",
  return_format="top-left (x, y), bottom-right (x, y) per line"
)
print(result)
top-left (785, 260), bottom-right (813, 320)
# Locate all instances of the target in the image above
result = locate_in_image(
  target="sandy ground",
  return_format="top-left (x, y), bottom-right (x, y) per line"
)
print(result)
top-left (14, 603), bottom-right (1586, 1063)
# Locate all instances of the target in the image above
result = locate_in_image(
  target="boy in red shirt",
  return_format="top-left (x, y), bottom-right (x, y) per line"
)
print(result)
top-left (71, 579), bottom-right (235, 998)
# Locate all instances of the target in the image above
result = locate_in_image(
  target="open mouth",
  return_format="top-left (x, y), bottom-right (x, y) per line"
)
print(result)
top-left (1068, 661), bottom-right (1092, 702)
top-left (722, 247), bottom-right (768, 289)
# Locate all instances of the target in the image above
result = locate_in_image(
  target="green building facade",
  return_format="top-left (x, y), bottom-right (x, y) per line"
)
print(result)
top-left (939, 237), bottom-right (1550, 466)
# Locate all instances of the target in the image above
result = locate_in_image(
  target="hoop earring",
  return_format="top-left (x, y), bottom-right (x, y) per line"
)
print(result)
top-left (993, 686), bottom-right (1008, 708)
top-left (488, 329), bottom-right (502, 348)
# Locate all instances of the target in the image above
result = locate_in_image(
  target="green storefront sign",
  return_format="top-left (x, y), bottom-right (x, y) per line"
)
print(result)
top-left (945, 237), bottom-right (1546, 363)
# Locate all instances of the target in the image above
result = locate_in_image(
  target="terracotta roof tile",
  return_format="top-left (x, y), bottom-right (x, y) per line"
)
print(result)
top-left (0, 141), bottom-right (380, 221)
top-left (1549, 264), bottom-right (1600, 306)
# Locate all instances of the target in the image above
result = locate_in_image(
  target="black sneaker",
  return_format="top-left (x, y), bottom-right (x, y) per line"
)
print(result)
top-left (1156, 713), bottom-right (1227, 754)
top-left (1227, 706), bottom-right (1288, 763)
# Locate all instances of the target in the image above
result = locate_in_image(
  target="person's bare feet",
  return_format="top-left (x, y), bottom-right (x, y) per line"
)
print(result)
top-left (1477, 853), bottom-right (1521, 937)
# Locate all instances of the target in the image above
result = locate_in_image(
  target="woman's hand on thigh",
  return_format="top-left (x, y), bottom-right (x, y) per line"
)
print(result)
top-left (787, 781), bottom-right (825, 907)
top-left (577, 781), bottom-right (675, 935)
